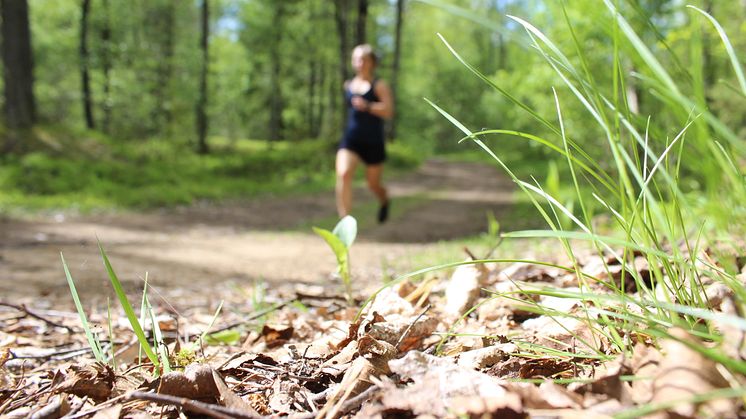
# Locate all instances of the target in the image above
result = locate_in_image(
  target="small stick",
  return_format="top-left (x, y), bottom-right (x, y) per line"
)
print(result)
top-left (0, 302), bottom-right (76, 333)
top-left (60, 394), bottom-right (127, 419)
top-left (395, 304), bottom-right (431, 351)
top-left (127, 391), bottom-right (265, 419)
top-left (290, 385), bottom-right (379, 419)
top-left (209, 299), bottom-right (294, 334)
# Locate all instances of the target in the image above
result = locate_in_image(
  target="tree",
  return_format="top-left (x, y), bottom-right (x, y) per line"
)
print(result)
top-left (356, 0), bottom-right (368, 45)
top-left (388, 0), bottom-right (405, 139)
top-left (100, 0), bottom-right (112, 133)
top-left (196, 0), bottom-right (209, 154)
top-left (1, 0), bottom-right (35, 132)
top-left (80, 0), bottom-right (95, 129)
top-left (268, 2), bottom-right (286, 141)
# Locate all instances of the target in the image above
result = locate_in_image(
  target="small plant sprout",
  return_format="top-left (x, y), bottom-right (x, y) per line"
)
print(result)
top-left (313, 215), bottom-right (358, 301)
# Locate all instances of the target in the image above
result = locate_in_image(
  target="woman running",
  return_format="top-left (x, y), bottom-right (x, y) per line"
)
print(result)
top-left (336, 44), bottom-right (394, 223)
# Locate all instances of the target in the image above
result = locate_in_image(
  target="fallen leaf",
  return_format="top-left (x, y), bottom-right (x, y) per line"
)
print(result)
top-left (156, 363), bottom-right (262, 415)
top-left (91, 405), bottom-right (122, 419)
top-left (366, 315), bottom-right (439, 351)
top-left (28, 394), bottom-right (71, 419)
top-left (444, 263), bottom-right (488, 318)
top-left (261, 324), bottom-right (294, 348)
top-left (317, 335), bottom-right (396, 419)
top-left (451, 393), bottom-right (525, 419)
top-left (650, 328), bottom-right (734, 418)
top-left (457, 343), bottom-right (517, 370)
top-left (269, 379), bottom-right (301, 415)
top-left (51, 363), bottom-right (114, 402)
top-left (246, 393), bottom-right (272, 415)
top-left (386, 351), bottom-right (512, 417)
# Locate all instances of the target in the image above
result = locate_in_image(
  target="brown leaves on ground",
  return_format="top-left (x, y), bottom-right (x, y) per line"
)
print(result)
top-left (1, 246), bottom-right (745, 418)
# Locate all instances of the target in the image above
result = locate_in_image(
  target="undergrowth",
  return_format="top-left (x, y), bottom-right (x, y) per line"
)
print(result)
top-left (361, 1), bottom-right (746, 414)
top-left (0, 133), bottom-right (422, 213)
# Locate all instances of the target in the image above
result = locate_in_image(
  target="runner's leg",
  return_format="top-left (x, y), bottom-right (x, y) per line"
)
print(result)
top-left (365, 164), bottom-right (387, 204)
top-left (336, 149), bottom-right (359, 217)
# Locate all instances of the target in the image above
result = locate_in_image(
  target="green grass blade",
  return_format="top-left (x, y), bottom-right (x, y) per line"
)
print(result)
top-left (61, 253), bottom-right (105, 363)
top-left (98, 242), bottom-right (159, 369)
top-left (106, 298), bottom-right (116, 368)
top-left (687, 5), bottom-right (746, 95)
top-left (144, 291), bottom-right (171, 373)
top-left (196, 300), bottom-right (224, 348)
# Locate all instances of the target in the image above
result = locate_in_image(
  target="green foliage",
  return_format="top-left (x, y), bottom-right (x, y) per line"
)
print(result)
top-left (98, 243), bottom-right (162, 373)
top-left (0, 136), bottom-right (319, 211)
top-left (313, 215), bottom-right (358, 300)
top-left (61, 253), bottom-right (106, 363)
top-left (420, 0), bottom-right (746, 393)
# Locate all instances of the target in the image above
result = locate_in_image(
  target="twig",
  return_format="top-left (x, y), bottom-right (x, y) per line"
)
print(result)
top-left (294, 292), bottom-right (349, 302)
top-left (10, 346), bottom-right (92, 360)
top-left (209, 300), bottom-right (295, 335)
top-left (60, 394), bottom-right (127, 419)
top-left (289, 385), bottom-right (379, 419)
top-left (126, 391), bottom-right (265, 419)
top-left (0, 301), bottom-right (76, 333)
top-left (29, 394), bottom-right (64, 419)
top-left (395, 304), bottom-right (431, 351)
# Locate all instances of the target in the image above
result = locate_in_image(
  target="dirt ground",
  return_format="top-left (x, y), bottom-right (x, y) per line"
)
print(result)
top-left (0, 159), bottom-right (515, 306)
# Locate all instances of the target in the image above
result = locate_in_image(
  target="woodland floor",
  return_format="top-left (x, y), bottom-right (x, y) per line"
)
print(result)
top-left (2, 159), bottom-right (743, 418)
top-left (0, 159), bottom-right (516, 306)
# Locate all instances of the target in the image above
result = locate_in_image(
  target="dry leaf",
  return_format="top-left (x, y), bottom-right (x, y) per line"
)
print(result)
top-left (366, 316), bottom-right (438, 351)
top-left (387, 351), bottom-right (511, 417)
top-left (444, 263), bottom-right (487, 318)
top-left (451, 393), bottom-right (525, 419)
top-left (261, 324), bottom-right (294, 348)
top-left (316, 336), bottom-right (396, 419)
top-left (28, 394), bottom-right (71, 419)
top-left (650, 328), bottom-right (734, 418)
top-left (368, 287), bottom-right (416, 318)
top-left (246, 393), bottom-right (272, 415)
top-left (269, 379), bottom-right (301, 415)
top-left (457, 343), bottom-right (517, 370)
top-left (91, 405), bottom-right (122, 419)
top-left (629, 342), bottom-right (660, 404)
top-left (51, 363), bottom-right (114, 402)
top-left (321, 340), bottom-right (358, 377)
top-left (157, 363), bottom-right (220, 400)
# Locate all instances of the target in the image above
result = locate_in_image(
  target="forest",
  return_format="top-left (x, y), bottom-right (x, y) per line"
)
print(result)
top-left (2, 0), bottom-right (746, 417)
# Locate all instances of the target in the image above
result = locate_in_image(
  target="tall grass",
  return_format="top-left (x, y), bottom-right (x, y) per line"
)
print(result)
top-left (416, 0), bottom-right (746, 386)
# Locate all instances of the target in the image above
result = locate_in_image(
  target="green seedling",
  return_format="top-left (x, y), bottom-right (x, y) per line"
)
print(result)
top-left (61, 253), bottom-right (105, 363)
top-left (98, 242), bottom-right (161, 373)
top-left (313, 215), bottom-right (358, 301)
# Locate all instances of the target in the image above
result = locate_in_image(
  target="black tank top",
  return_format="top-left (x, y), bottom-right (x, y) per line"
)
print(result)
top-left (343, 80), bottom-right (384, 143)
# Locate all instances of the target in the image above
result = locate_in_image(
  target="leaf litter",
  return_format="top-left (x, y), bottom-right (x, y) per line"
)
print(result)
top-left (1, 245), bottom-right (745, 418)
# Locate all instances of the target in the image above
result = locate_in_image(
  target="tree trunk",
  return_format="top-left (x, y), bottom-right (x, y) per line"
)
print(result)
top-left (152, 0), bottom-right (175, 135)
top-left (333, 0), bottom-right (349, 84)
top-left (80, 0), bottom-right (95, 129)
top-left (101, 0), bottom-right (112, 134)
top-left (268, 3), bottom-right (285, 142)
top-left (356, 0), bottom-right (368, 45)
top-left (333, 0), bottom-right (350, 132)
top-left (196, 0), bottom-right (209, 154)
top-left (316, 63), bottom-right (326, 138)
top-left (308, 57), bottom-right (317, 137)
top-left (1, 0), bottom-right (36, 130)
top-left (388, 0), bottom-right (404, 140)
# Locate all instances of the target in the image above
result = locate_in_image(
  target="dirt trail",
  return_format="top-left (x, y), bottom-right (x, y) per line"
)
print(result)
top-left (0, 160), bottom-right (514, 305)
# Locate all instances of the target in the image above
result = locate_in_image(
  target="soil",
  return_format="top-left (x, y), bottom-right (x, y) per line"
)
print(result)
top-left (0, 159), bottom-right (515, 306)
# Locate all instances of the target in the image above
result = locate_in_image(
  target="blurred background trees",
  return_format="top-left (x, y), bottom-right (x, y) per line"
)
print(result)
top-left (1, 0), bottom-right (744, 172)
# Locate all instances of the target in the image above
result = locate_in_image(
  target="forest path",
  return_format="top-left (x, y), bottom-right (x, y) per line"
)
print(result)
top-left (1, 159), bottom-right (515, 305)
